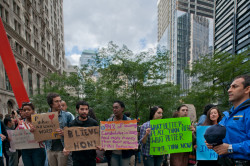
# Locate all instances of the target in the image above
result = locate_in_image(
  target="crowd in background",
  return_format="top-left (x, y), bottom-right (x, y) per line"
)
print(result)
top-left (0, 74), bottom-right (249, 166)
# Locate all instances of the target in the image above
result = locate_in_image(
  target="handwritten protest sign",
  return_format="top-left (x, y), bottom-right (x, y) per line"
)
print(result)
top-left (64, 126), bottom-right (100, 151)
top-left (100, 120), bottom-right (138, 150)
top-left (31, 112), bottom-right (60, 141)
top-left (196, 126), bottom-right (218, 160)
top-left (150, 117), bottom-right (192, 155)
top-left (7, 130), bottom-right (40, 149)
top-left (0, 122), bottom-right (2, 157)
top-left (0, 138), bottom-right (2, 157)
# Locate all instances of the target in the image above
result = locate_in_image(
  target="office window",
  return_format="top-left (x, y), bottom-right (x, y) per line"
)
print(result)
top-left (17, 62), bottom-right (23, 79)
top-left (28, 69), bottom-right (33, 96)
top-left (37, 74), bottom-right (40, 94)
top-left (5, 71), bottom-right (12, 91)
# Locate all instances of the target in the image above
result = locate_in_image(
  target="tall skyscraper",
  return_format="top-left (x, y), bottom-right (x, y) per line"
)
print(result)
top-left (214, 0), bottom-right (250, 54)
top-left (80, 50), bottom-right (97, 67)
top-left (0, 0), bottom-right (65, 114)
top-left (157, 0), bottom-right (214, 89)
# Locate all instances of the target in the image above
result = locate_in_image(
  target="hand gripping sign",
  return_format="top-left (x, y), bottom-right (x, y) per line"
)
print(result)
top-left (0, 18), bottom-right (30, 107)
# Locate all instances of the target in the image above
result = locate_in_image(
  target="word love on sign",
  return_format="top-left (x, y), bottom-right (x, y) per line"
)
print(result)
top-left (100, 120), bottom-right (138, 150)
top-left (7, 129), bottom-right (40, 150)
top-left (64, 126), bottom-right (100, 151)
top-left (31, 112), bottom-right (60, 142)
top-left (150, 117), bottom-right (192, 155)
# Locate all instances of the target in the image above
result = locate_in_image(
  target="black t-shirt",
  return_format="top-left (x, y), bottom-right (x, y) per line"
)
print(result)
top-left (69, 117), bottom-right (99, 162)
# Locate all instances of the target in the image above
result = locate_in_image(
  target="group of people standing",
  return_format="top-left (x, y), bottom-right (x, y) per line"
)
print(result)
top-left (139, 75), bottom-right (250, 166)
top-left (0, 74), bottom-right (249, 166)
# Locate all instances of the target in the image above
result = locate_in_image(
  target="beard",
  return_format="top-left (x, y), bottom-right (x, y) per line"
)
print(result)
top-left (79, 113), bottom-right (87, 119)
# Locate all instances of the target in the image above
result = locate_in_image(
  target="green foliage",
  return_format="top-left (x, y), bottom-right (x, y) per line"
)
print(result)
top-left (80, 41), bottom-right (181, 123)
top-left (183, 49), bottom-right (250, 117)
top-left (31, 72), bottom-right (81, 115)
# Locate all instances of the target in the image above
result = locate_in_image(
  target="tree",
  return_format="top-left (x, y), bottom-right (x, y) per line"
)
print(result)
top-left (183, 49), bottom-right (250, 116)
top-left (81, 41), bottom-right (181, 122)
top-left (32, 72), bottom-right (81, 114)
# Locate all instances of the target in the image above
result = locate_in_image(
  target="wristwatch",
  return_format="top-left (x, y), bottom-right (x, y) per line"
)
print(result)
top-left (227, 144), bottom-right (233, 153)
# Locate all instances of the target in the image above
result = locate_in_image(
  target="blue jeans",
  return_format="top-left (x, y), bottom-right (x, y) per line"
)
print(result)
top-left (143, 155), bottom-right (163, 166)
top-left (111, 154), bottom-right (130, 166)
top-left (21, 148), bottom-right (46, 166)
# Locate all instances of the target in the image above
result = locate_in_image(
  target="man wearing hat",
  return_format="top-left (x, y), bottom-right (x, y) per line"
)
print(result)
top-left (207, 75), bottom-right (250, 165)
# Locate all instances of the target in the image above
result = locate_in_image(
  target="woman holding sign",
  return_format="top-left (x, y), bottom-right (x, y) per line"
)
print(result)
top-left (16, 102), bottom-right (46, 166)
top-left (197, 107), bottom-right (222, 166)
top-left (140, 106), bottom-right (164, 166)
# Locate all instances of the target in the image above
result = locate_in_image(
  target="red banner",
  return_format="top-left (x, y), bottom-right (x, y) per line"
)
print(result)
top-left (0, 18), bottom-right (29, 108)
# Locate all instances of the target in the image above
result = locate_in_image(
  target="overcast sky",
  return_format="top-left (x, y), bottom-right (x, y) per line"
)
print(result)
top-left (63, 0), bottom-right (158, 66)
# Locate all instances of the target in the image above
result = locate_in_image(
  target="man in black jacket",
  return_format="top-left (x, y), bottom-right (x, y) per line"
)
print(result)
top-left (64, 100), bottom-right (98, 166)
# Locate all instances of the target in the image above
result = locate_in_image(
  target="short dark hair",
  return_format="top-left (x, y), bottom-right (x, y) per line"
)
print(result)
top-left (234, 75), bottom-right (250, 88)
top-left (203, 104), bottom-right (215, 115)
top-left (4, 117), bottom-right (12, 126)
top-left (22, 102), bottom-right (35, 110)
top-left (113, 100), bottom-right (125, 109)
top-left (149, 106), bottom-right (164, 120)
top-left (76, 100), bottom-right (89, 110)
top-left (47, 93), bottom-right (60, 108)
top-left (177, 105), bottom-right (187, 112)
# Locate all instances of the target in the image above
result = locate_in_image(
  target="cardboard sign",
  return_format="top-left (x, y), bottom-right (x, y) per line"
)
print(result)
top-left (150, 117), bottom-right (192, 155)
top-left (31, 112), bottom-right (60, 141)
top-left (185, 104), bottom-right (197, 123)
top-left (0, 18), bottom-right (30, 108)
top-left (196, 126), bottom-right (218, 160)
top-left (64, 126), bottom-right (100, 151)
top-left (7, 129), bottom-right (40, 149)
top-left (100, 120), bottom-right (138, 150)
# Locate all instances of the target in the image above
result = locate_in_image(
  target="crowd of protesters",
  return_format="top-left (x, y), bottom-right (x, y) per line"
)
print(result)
top-left (0, 74), bottom-right (249, 166)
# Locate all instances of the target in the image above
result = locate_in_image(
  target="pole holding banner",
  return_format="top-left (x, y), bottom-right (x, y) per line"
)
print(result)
top-left (0, 17), bottom-right (30, 108)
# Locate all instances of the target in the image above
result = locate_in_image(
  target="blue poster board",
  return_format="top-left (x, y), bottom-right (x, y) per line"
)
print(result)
top-left (196, 126), bottom-right (218, 160)
top-left (0, 121), bottom-right (2, 157)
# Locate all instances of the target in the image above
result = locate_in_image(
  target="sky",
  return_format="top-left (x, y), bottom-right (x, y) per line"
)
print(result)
top-left (63, 0), bottom-right (158, 66)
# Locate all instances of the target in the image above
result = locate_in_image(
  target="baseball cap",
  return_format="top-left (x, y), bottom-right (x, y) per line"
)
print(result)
top-left (204, 124), bottom-right (226, 146)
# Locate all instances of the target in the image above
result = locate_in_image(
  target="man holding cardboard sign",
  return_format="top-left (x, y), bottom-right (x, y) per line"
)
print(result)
top-left (63, 100), bottom-right (99, 166)
top-left (45, 93), bottom-right (74, 166)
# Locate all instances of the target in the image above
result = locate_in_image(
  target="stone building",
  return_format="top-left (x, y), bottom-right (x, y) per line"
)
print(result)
top-left (0, 0), bottom-right (65, 115)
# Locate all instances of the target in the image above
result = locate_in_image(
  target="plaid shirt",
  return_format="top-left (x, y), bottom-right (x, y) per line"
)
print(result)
top-left (140, 121), bottom-right (151, 156)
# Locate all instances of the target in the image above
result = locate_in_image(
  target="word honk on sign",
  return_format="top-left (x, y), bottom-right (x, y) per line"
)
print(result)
top-left (100, 120), bottom-right (138, 150)
top-left (31, 112), bottom-right (60, 142)
top-left (150, 117), bottom-right (192, 155)
top-left (64, 126), bottom-right (100, 151)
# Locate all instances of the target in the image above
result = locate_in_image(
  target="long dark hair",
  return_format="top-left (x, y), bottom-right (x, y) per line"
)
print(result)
top-left (203, 107), bottom-right (222, 125)
top-left (149, 106), bottom-right (163, 120)
top-left (88, 108), bottom-right (97, 121)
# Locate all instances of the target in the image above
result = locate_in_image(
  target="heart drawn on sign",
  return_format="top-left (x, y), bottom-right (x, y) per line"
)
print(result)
top-left (49, 114), bottom-right (55, 123)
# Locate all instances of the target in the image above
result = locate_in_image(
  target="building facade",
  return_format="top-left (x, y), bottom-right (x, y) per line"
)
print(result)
top-left (80, 50), bottom-right (97, 67)
top-left (0, 0), bottom-right (65, 115)
top-left (214, 0), bottom-right (250, 54)
top-left (157, 0), bottom-right (213, 89)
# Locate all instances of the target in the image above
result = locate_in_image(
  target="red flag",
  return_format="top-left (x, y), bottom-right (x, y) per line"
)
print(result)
top-left (0, 17), bottom-right (30, 108)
